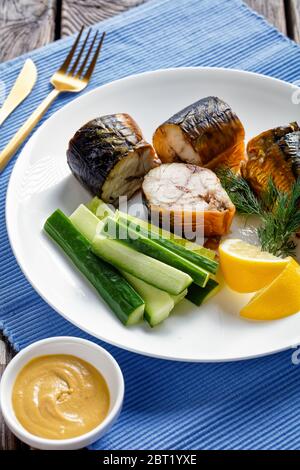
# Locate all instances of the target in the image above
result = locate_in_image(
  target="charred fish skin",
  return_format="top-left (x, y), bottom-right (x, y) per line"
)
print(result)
top-left (279, 131), bottom-right (300, 178)
top-left (67, 113), bottom-right (160, 205)
top-left (153, 96), bottom-right (245, 170)
top-left (142, 163), bottom-right (235, 237)
top-left (242, 122), bottom-right (300, 195)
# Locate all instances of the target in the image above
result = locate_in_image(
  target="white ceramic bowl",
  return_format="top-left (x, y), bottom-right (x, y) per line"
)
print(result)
top-left (0, 336), bottom-right (124, 450)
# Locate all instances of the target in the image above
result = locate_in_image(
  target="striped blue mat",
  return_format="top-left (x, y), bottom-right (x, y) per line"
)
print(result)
top-left (1, 0), bottom-right (300, 450)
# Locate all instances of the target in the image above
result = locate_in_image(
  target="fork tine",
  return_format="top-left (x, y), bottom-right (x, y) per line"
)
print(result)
top-left (77, 31), bottom-right (98, 78)
top-left (70, 28), bottom-right (91, 75)
top-left (59, 26), bottom-right (84, 73)
top-left (83, 32), bottom-right (106, 81)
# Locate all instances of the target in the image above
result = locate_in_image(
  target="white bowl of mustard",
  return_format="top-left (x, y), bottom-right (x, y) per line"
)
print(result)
top-left (0, 336), bottom-right (124, 450)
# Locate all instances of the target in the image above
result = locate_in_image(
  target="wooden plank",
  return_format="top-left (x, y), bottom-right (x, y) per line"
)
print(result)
top-left (0, 0), bottom-right (56, 62)
top-left (61, 0), bottom-right (287, 38)
top-left (61, 0), bottom-right (146, 36)
top-left (287, 0), bottom-right (300, 43)
top-left (245, 0), bottom-right (287, 34)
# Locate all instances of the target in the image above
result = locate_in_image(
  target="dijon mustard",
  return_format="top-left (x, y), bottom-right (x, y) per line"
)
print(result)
top-left (12, 354), bottom-right (110, 440)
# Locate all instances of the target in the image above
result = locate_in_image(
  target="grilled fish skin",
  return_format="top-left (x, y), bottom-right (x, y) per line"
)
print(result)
top-left (67, 113), bottom-right (160, 205)
top-left (153, 96), bottom-right (245, 171)
top-left (242, 122), bottom-right (300, 195)
top-left (142, 163), bottom-right (235, 237)
top-left (278, 131), bottom-right (300, 178)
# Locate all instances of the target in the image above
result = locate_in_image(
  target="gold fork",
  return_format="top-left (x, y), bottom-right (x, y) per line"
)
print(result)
top-left (0, 27), bottom-right (106, 172)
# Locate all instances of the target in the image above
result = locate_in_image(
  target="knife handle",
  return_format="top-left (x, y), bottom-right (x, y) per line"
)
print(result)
top-left (0, 88), bottom-right (60, 172)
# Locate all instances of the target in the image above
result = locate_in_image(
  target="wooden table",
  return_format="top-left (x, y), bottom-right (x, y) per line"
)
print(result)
top-left (0, 0), bottom-right (300, 450)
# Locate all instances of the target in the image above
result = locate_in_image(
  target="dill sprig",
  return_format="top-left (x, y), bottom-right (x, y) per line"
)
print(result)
top-left (217, 167), bottom-right (262, 216)
top-left (259, 179), bottom-right (300, 257)
top-left (217, 168), bottom-right (300, 258)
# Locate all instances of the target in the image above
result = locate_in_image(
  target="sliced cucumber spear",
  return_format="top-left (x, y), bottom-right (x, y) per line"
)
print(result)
top-left (118, 211), bottom-right (216, 261)
top-left (70, 205), bottom-right (192, 294)
top-left (186, 279), bottom-right (220, 306)
top-left (117, 213), bottom-right (218, 275)
top-left (92, 234), bottom-right (192, 295)
top-left (44, 209), bottom-right (145, 326)
top-left (104, 217), bottom-right (210, 287)
top-left (86, 197), bottom-right (216, 260)
top-left (86, 196), bottom-right (115, 221)
top-left (69, 204), bottom-right (188, 325)
top-left (121, 271), bottom-right (175, 327)
top-left (171, 289), bottom-right (188, 305)
top-left (70, 204), bottom-right (103, 242)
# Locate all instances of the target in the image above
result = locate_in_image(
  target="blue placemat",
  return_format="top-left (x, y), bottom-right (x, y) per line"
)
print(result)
top-left (1, 0), bottom-right (300, 450)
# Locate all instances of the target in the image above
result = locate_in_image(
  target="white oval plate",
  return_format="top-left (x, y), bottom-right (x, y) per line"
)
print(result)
top-left (6, 67), bottom-right (300, 362)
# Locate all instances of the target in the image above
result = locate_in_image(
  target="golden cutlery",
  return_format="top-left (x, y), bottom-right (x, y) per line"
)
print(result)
top-left (0, 59), bottom-right (37, 126)
top-left (0, 28), bottom-right (106, 172)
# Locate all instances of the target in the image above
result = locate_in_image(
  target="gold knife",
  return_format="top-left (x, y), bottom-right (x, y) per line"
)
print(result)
top-left (0, 59), bottom-right (37, 126)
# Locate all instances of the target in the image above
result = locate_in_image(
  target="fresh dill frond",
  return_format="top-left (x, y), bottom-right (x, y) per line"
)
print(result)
top-left (217, 168), bottom-right (300, 258)
top-left (259, 178), bottom-right (280, 211)
top-left (258, 179), bottom-right (300, 257)
top-left (217, 168), bottom-right (262, 216)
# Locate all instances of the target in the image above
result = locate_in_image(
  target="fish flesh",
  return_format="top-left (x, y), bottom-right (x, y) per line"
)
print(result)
top-left (67, 113), bottom-right (160, 205)
top-left (242, 122), bottom-right (300, 195)
top-left (152, 96), bottom-right (245, 171)
top-left (142, 163), bottom-right (235, 237)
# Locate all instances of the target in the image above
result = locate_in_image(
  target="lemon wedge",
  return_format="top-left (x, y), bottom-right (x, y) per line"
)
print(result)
top-left (219, 239), bottom-right (289, 293)
top-left (240, 259), bottom-right (300, 320)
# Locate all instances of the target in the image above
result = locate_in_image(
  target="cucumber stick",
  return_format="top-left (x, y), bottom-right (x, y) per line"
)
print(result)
top-left (119, 211), bottom-right (216, 260)
top-left (44, 210), bottom-right (145, 325)
top-left (171, 289), bottom-right (188, 305)
top-left (68, 204), bottom-right (183, 326)
top-left (70, 205), bottom-right (192, 294)
top-left (92, 235), bottom-right (192, 295)
top-left (117, 214), bottom-right (218, 275)
top-left (87, 196), bottom-right (115, 220)
top-left (87, 198), bottom-right (215, 260)
top-left (186, 279), bottom-right (220, 306)
top-left (86, 196), bottom-right (101, 215)
top-left (176, 240), bottom-right (215, 259)
top-left (105, 217), bottom-right (210, 287)
top-left (121, 271), bottom-right (175, 327)
top-left (70, 204), bottom-right (103, 242)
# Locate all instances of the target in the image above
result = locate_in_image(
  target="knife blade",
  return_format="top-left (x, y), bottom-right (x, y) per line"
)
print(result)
top-left (0, 59), bottom-right (37, 126)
